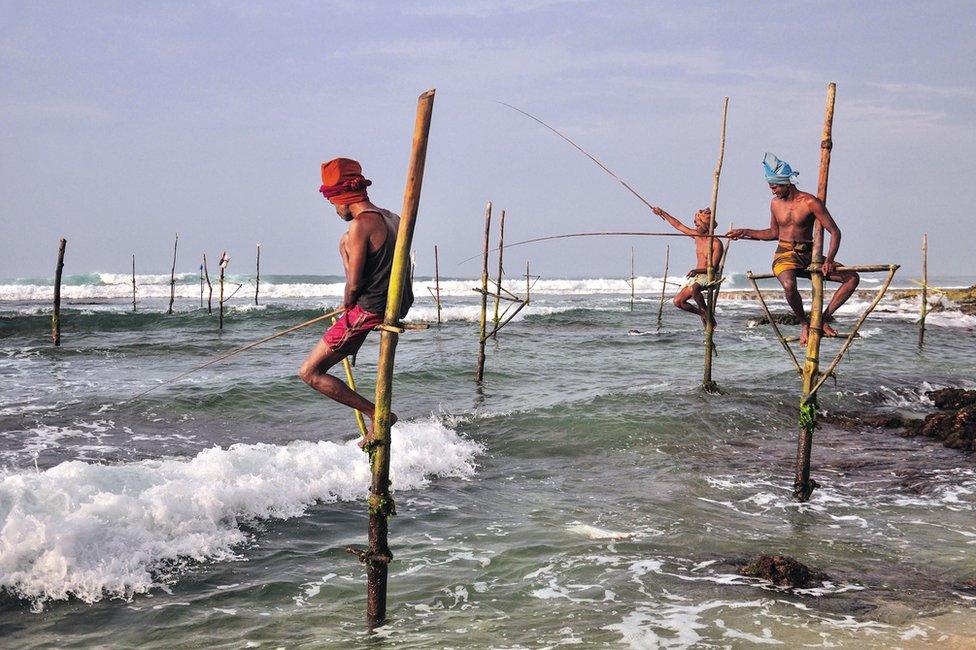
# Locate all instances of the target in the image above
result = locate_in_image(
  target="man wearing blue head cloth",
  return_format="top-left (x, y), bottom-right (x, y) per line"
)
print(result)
top-left (727, 153), bottom-right (860, 344)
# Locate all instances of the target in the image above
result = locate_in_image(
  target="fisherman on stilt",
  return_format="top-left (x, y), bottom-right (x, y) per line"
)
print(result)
top-left (727, 153), bottom-right (859, 344)
top-left (299, 158), bottom-right (413, 444)
top-left (651, 206), bottom-right (724, 329)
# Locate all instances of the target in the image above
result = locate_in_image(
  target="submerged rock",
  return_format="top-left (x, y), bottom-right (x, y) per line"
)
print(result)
top-left (738, 555), bottom-right (829, 588)
top-left (927, 388), bottom-right (976, 411)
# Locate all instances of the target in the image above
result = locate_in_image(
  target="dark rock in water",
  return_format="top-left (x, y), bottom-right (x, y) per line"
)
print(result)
top-left (927, 388), bottom-right (976, 411)
top-left (828, 412), bottom-right (904, 429)
top-left (954, 578), bottom-right (976, 593)
top-left (908, 405), bottom-right (976, 452)
top-left (738, 555), bottom-right (829, 588)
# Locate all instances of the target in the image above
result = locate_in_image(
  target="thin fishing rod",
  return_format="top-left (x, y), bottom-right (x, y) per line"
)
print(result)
top-left (126, 307), bottom-right (344, 402)
top-left (497, 101), bottom-right (657, 213)
top-left (458, 231), bottom-right (732, 264)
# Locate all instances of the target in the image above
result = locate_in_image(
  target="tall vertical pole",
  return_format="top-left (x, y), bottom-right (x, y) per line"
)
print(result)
top-left (476, 202), bottom-right (492, 382)
top-left (365, 89), bottom-right (435, 628)
top-left (630, 247), bottom-right (635, 312)
top-left (203, 254), bottom-right (213, 314)
top-left (492, 210), bottom-right (506, 338)
top-left (795, 82), bottom-right (836, 502)
top-left (52, 238), bottom-right (66, 347)
top-left (918, 233), bottom-right (928, 348)
top-left (656, 244), bottom-right (670, 330)
top-left (132, 254), bottom-right (137, 313)
top-left (702, 97), bottom-right (729, 392)
top-left (218, 251), bottom-right (228, 331)
top-left (433, 245), bottom-right (442, 325)
top-left (199, 263), bottom-right (204, 309)
top-left (255, 244), bottom-right (261, 306)
top-left (525, 260), bottom-right (531, 306)
top-left (167, 233), bottom-right (178, 315)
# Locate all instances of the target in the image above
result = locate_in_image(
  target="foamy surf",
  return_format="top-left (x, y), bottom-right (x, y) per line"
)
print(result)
top-left (0, 417), bottom-right (481, 609)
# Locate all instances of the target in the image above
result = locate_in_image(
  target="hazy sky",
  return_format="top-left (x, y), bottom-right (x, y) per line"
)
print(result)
top-left (2, 1), bottom-right (974, 280)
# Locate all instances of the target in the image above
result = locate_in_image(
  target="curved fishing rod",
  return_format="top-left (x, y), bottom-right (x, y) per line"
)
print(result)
top-left (497, 101), bottom-right (657, 213)
top-left (126, 307), bottom-right (344, 402)
top-left (458, 231), bottom-right (732, 265)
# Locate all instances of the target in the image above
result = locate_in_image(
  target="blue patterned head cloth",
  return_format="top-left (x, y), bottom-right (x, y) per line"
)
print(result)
top-left (763, 152), bottom-right (799, 185)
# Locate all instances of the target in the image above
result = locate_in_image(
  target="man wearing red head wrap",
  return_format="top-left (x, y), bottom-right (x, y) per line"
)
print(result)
top-left (299, 158), bottom-right (414, 442)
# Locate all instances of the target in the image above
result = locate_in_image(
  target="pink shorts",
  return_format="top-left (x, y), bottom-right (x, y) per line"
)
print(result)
top-left (323, 305), bottom-right (384, 355)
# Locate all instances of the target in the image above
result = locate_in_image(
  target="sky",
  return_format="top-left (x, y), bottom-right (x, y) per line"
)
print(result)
top-left (1, 1), bottom-right (974, 280)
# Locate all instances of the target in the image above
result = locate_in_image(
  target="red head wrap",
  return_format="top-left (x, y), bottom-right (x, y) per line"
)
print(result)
top-left (320, 157), bottom-right (371, 205)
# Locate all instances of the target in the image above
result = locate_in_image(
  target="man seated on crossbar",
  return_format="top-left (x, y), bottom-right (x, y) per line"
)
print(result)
top-left (727, 153), bottom-right (859, 345)
top-left (651, 206), bottom-right (724, 329)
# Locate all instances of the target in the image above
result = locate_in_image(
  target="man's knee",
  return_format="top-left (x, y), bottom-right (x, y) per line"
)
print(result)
top-left (672, 294), bottom-right (684, 307)
top-left (298, 363), bottom-right (315, 385)
top-left (779, 275), bottom-right (797, 292)
top-left (846, 271), bottom-right (860, 289)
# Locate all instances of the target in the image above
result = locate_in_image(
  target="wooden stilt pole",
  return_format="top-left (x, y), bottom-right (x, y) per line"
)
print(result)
top-left (255, 244), bottom-right (261, 306)
top-left (492, 210), bottom-right (506, 339)
top-left (199, 262), bottom-right (204, 309)
top-left (132, 254), bottom-right (137, 313)
top-left (52, 238), bottom-right (66, 347)
top-left (630, 247), bottom-right (635, 312)
top-left (167, 233), bottom-right (178, 315)
top-left (656, 244), bottom-right (669, 330)
top-left (476, 202), bottom-right (492, 382)
top-left (203, 254), bottom-right (213, 314)
top-left (795, 82), bottom-right (836, 502)
top-left (918, 234), bottom-right (928, 348)
top-left (434, 245), bottom-right (442, 324)
top-left (702, 97), bottom-right (729, 393)
top-left (357, 89), bottom-right (434, 629)
top-left (525, 260), bottom-right (531, 305)
top-left (218, 251), bottom-right (228, 331)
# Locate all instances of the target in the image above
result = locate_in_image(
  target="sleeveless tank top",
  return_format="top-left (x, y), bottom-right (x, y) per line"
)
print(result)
top-left (356, 209), bottom-right (414, 317)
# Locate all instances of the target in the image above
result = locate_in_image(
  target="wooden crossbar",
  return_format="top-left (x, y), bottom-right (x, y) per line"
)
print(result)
top-left (747, 264), bottom-right (897, 281)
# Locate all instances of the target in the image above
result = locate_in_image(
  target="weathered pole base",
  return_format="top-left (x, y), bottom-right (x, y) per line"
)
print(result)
top-left (792, 478), bottom-right (820, 502)
top-left (701, 380), bottom-right (721, 394)
top-left (347, 512), bottom-right (393, 628)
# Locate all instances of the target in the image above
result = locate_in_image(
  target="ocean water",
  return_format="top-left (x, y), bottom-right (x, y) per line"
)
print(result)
top-left (1, 272), bottom-right (975, 648)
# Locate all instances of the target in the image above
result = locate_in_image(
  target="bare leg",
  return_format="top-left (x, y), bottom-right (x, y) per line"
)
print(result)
top-left (822, 270), bottom-right (860, 336)
top-left (691, 284), bottom-right (716, 329)
top-left (673, 286), bottom-right (709, 327)
top-left (298, 339), bottom-right (397, 437)
top-left (776, 270), bottom-right (809, 344)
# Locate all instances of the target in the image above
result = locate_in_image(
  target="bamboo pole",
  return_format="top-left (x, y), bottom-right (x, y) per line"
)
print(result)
top-left (476, 202), bottom-right (492, 383)
top-left (630, 247), bottom-right (635, 312)
top-left (807, 265), bottom-right (899, 398)
top-left (52, 238), bottom-right (66, 346)
top-left (918, 234), bottom-right (928, 348)
top-left (167, 233), bottom-right (178, 315)
top-left (747, 264), bottom-right (893, 280)
top-left (747, 275), bottom-right (802, 374)
top-left (492, 210), bottom-right (506, 339)
top-left (218, 251), bottom-right (228, 331)
top-left (358, 88), bottom-right (434, 628)
top-left (434, 245), bottom-right (442, 324)
top-left (203, 254), bottom-right (213, 314)
top-left (795, 82), bottom-right (836, 502)
top-left (255, 244), bottom-right (261, 306)
top-left (656, 245), bottom-right (669, 330)
top-left (132, 254), bottom-right (137, 313)
top-left (199, 262), bottom-right (204, 309)
top-left (525, 261), bottom-right (531, 305)
top-left (702, 97), bottom-right (729, 393)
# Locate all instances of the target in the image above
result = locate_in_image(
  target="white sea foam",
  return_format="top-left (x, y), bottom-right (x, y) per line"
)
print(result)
top-left (0, 417), bottom-right (481, 608)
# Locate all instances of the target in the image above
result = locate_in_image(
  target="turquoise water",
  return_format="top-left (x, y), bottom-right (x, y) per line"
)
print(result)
top-left (1, 278), bottom-right (975, 648)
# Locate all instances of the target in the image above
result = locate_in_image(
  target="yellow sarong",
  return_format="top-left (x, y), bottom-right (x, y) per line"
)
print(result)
top-left (772, 240), bottom-right (813, 277)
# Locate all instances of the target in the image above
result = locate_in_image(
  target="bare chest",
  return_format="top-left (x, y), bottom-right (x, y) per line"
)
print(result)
top-left (772, 200), bottom-right (814, 230)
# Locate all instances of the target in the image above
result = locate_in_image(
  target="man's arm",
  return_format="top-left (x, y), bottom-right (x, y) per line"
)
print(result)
top-left (810, 197), bottom-right (841, 274)
top-left (651, 207), bottom-right (697, 236)
top-left (727, 208), bottom-right (779, 241)
top-left (341, 220), bottom-right (369, 310)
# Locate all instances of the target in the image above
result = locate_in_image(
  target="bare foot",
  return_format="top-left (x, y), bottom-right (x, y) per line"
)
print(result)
top-left (822, 321), bottom-right (839, 337)
top-left (357, 412), bottom-right (398, 450)
top-left (799, 322), bottom-right (809, 346)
